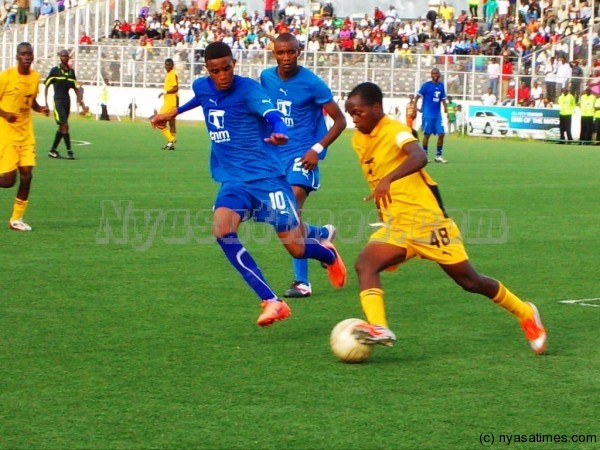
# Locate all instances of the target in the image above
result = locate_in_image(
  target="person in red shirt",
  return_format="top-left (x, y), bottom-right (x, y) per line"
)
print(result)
top-left (373, 6), bottom-right (385, 23)
top-left (501, 58), bottom-right (512, 100)
top-left (517, 81), bottom-right (531, 106)
top-left (533, 30), bottom-right (546, 47)
top-left (79, 32), bottom-right (92, 45)
top-left (502, 81), bottom-right (516, 106)
top-left (120, 20), bottom-right (133, 38)
top-left (465, 19), bottom-right (479, 38)
top-left (134, 17), bottom-right (146, 38)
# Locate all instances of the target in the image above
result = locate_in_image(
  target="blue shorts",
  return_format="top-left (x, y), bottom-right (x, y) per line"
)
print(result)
top-left (214, 177), bottom-right (300, 232)
top-left (284, 156), bottom-right (320, 192)
top-left (422, 117), bottom-right (445, 136)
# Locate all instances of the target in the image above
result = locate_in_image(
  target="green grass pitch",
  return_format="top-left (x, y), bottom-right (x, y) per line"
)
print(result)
top-left (1, 117), bottom-right (599, 449)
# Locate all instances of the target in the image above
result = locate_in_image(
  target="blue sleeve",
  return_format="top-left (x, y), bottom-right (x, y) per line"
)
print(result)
top-left (177, 96), bottom-right (202, 114)
top-left (311, 73), bottom-right (334, 105)
top-left (265, 110), bottom-right (287, 135)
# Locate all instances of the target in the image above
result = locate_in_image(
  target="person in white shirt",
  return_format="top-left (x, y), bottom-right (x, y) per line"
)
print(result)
top-left (530, 81), bottom-right (544, 107)
top-left (497, 0), bottom-right (509, 28)
top-left (544, 56), bottom-right (557, 101)
top-left (555, 56), bottom-right (572, 90)
top-left (482, 87), bottom-right (497, 106)
top-left (487, 57), bottom-right (501, 97)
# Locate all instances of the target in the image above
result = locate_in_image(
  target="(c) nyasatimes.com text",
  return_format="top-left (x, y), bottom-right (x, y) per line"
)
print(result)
top-left (480, 432), bottom-right (597, 446)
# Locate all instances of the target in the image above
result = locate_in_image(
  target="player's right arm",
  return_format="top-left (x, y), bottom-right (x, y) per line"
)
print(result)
top-left (150, 95), bottom-right (200, 128)
top-left (0, 74), bottom-right (17, 123)
top-left (364, 138), bottom-right (427, 208)
top-left (0, 106), bottom-right (18, 123)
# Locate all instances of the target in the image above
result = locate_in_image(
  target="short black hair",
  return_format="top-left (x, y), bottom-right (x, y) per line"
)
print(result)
top-left (274, 32), bottom-right (298, 46)
top-left (347, 82), bottom-right (383, 106)
top-left (17, 42), bottom-right (33, 54)
top-left (165, 58), bottom-right (174, 64)
top-left (204, 42), bottom-right (233, 61)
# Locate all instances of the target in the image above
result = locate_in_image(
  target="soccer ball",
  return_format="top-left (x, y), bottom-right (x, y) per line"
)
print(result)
top-left (330, 318), bottom-right (373, 363)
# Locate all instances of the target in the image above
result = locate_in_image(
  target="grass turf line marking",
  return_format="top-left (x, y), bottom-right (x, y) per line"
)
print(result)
top-left (71, 140), bottom-right (91, 146)
top-left (558, 298), bottom-right (600, 308)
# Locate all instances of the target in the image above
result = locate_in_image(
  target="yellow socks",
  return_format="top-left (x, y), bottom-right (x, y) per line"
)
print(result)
top-left (359, 288), bottom-right (389, 327)
top-left (492, 282), bottom-right (532, 321)
top-left (161, 128), bottom-right (174, 142)
top-left (10, 198), bottom-right (28, 222)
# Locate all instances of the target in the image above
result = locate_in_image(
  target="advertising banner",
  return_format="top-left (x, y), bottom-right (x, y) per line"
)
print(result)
top-left (467, 105), bottom-right (561, 140)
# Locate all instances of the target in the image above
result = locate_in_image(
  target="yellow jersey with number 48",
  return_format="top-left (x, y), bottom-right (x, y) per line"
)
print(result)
top-left (351, 115), bottom-right (447, 228)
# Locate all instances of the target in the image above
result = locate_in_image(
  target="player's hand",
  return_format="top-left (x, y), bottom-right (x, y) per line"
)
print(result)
top-left (363, 178), bottom-right (392, 209)
top-left (150, 115), bottom-right (165, 129)
top-left (1, 111), bottom-right (18, 123)
top-left (158, 92), bottom-right (163, 98)
top-left (150, 110), bottom-right (176, 128)
top-left (299, 149), bottom-right (319, 170)
top-left (39, 106), bottom-right (50, 116)
top-left (264, 133), bottom-right (288, 145)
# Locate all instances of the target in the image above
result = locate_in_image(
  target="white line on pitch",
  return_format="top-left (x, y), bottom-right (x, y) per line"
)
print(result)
top-left (71, 140), bottom-right (91, 146)
top-left (558, 298), bottom-right (600, 308)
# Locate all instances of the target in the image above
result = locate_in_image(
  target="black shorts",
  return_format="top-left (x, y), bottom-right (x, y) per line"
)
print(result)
top-left (53, 98), bottom-right (71, 125)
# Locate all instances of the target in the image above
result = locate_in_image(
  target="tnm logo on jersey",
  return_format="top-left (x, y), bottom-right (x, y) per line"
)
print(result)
top-left (276, 99), bottom-right (294, 127)
top-left (207, 109), bottom-right (231, 143)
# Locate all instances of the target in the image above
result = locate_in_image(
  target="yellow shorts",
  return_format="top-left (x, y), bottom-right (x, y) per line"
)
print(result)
top-left (0, 144), bottom-right (36, 173)
top-left (369, 217), bottom-right (469, 266)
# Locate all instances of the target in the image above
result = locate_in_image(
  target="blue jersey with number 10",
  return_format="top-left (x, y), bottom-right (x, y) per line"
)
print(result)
top-left (418, 80), bottom-right (446, 119)
top-left (260, 66), bottom-right (332, 162)
top-left (191, 75), bottom-right (285, 183)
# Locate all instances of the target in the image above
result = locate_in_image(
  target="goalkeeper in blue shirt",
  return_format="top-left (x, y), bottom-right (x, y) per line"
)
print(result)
top-left (151, 42), bottom-right (346, 327)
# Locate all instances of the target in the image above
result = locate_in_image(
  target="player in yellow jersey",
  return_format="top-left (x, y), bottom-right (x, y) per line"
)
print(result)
top-left (156, 58), bottom-right (178, 150)
top-left (344, 82), bottom-right (547, 355)
top-left (0, 42), bottom-right (50, 231)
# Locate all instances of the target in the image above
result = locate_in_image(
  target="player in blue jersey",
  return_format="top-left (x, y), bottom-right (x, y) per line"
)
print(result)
top-left (416, 68), bottom-right (448, 163)
top-left (260, 33), bottom-right (347, 299)
top-left (150, 41), bottom-right (347, 327)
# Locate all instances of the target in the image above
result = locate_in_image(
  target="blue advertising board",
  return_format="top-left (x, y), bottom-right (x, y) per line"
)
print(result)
top-left (467, 105), bottom-right (561, 140)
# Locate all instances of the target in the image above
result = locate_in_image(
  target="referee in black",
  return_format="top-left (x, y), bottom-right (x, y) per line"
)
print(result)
top-left (44, 49), bottom-right (87, 160)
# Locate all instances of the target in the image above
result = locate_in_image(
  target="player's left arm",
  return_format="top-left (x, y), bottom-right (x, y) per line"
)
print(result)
top-left (73, 78), bottom-right (87, 111)
top-left (365, 138), bottom-right (427, 208)
top-left (300, 99), bottom-right (347, 170)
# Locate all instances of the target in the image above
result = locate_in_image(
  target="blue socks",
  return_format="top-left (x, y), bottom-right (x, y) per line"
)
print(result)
top-left (217, 233), bottom-right (335, 300)
top-left (217, 233), bottom-right (277, 301)
top-left (293, 225), bottom-right (333, 284)
top-left (302, 238), bottom-right (335, 265)
top-left (436, 145), bottom-right (443, 157)
top-left (293, 258), bottom-right (309, 284)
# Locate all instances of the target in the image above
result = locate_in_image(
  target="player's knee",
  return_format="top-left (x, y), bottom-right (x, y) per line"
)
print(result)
top-left (355, 258), bottom-right (376, 276)
top-left (456, 274), bottom-right (486, 294)
top-left (286, 243), bottom-right (305, 259)
top-left (0, 171), bottom-right (17, 188)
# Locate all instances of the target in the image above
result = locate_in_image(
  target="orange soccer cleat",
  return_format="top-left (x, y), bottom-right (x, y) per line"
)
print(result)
top-left (520, 302), bottom-right (547, 354)
top-left (322, 242), bottom-right (347, 288)
top-left (257, 300), bottom-right (291, 327)
top-left (352, 323), bottom-right (397, 347)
